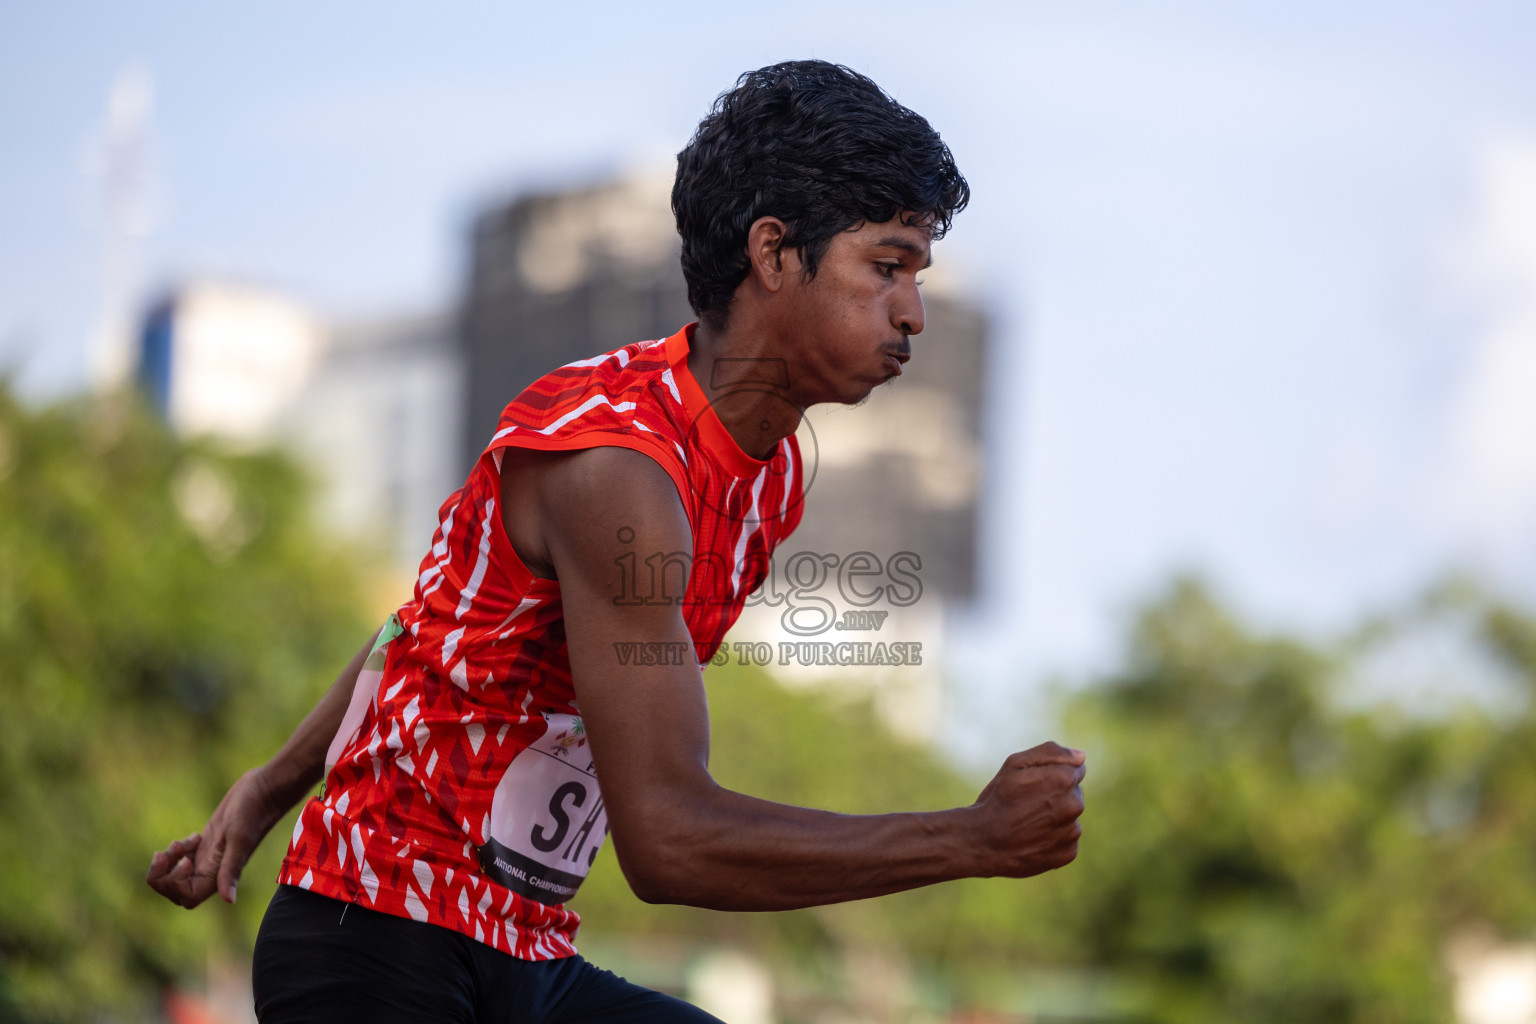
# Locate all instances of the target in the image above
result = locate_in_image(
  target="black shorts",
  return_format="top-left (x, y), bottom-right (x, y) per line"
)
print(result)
top-left (252, 885), bottom-right (722, 1024)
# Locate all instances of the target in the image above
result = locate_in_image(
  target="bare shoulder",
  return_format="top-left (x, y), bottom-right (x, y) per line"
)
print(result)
top-left (498, 446), bottom-right (691, 582)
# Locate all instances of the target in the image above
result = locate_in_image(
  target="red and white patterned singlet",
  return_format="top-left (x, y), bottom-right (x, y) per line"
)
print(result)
top-left (278, 325), bottom-right (804, 959)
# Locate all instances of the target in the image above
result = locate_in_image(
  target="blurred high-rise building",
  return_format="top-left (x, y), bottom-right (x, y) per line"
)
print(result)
top-left (459, 174), bottom-right (693, 474)
top-left (285, 311), bottom-right (461, 573)
top-left (136, 282), bottom-right (459, 584)
top-left (138, 281), bottom-right (323, 443)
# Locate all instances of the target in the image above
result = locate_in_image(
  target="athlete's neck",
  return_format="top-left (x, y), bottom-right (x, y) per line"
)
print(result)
top-left (687, 320), bottom-right (804, 461)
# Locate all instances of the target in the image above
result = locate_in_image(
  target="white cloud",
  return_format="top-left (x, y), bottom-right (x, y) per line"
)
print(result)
top-left (1430, 136), bottom-right (1536, 550)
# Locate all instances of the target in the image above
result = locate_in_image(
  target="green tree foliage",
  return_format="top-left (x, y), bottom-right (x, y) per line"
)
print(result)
top-left (0, 385), bottom-right (369, 1021)
top-left (1036, 581), bottom-right (1457, 1022)
top-left (955, 580), bottom-right (1536, 1023)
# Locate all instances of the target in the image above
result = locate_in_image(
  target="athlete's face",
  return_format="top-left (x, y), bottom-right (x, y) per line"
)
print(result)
top-left (780, 215), bottom-right (931, 406)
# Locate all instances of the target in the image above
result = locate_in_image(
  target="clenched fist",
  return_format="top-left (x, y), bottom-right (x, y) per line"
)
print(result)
top-left (969, 741), bottom-right (1086, 877)
top-left (146, 767), bottom-right (286, 908)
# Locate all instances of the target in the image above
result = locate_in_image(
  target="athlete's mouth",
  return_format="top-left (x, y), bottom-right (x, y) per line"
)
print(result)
top-left (883, 346), bottom-right (911, 376)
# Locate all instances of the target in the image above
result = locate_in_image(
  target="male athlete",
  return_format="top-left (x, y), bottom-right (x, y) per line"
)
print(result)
top-left (148, 60), bottom-right (1087, 1022)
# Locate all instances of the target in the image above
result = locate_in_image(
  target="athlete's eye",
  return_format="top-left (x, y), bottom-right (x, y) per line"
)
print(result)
top-left (876, 262), bottom-right (899, 279)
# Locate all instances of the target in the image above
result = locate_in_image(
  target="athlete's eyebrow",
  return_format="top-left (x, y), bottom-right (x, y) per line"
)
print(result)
top-left (873, 236), bottom-right (934, 269)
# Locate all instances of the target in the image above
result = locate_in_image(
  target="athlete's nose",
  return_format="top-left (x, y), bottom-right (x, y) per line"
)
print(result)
top-left (894, 283), bottom-right (925, 337)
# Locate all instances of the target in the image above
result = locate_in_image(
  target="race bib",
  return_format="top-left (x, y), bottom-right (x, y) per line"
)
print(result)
top-left (477, 713), bottom-right (609, 905)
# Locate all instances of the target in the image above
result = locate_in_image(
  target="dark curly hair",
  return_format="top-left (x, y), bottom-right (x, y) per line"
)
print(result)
top-left (672, 60), bottom-right (970, 330)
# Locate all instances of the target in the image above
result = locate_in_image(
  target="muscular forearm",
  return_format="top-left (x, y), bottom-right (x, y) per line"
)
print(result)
top-left (617, 783), bottom-right (982, 910)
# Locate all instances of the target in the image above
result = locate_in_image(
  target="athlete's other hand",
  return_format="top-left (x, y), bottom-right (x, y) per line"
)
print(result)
top-left (971, 741), bottom-right (1086, 878)
top-left (146, 767), bottom-right (284, 908)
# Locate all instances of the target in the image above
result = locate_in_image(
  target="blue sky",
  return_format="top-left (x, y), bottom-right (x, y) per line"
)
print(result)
top-left (5, 1), bottom-right (1536, 734)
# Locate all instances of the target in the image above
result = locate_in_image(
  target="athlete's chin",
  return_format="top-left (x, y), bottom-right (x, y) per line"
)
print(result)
top-left (837, 377), bottom-right (890, 407)
top-left (817, 366), bottom-right (896, 406)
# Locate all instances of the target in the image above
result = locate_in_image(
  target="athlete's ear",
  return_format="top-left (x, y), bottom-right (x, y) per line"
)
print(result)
top-left (745, 216), bottom-right (791, 293)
